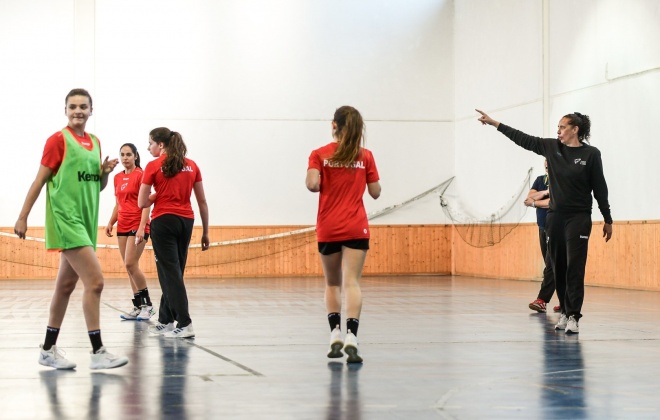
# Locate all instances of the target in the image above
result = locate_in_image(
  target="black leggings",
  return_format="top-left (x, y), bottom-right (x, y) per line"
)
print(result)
top-left (546, 212), bottom-right (592, 320)
top-left (536, 228), bottom-right (555, 303)
top-left (150, 214), bottom-right (194, 327)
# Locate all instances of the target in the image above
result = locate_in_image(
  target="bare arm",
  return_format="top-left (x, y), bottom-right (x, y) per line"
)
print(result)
top-left (14, 165), bottom-right (52, 239)
top-left (105, 200), bottom-right (119, 237)
top-left (306, 168), bottom-right (320, 192)
top-left (367, 181), bottom-right (381, 199)
top-left (135, 207), bottom-right (151, 244)
top-left (193, 181), bottom-right (210, 251)
top-left (524, 189), bottom-right (550, 208)
top-left (100, 156), bottom-right (119, 191)
top-left (138, 184), bottom-right (153, 209)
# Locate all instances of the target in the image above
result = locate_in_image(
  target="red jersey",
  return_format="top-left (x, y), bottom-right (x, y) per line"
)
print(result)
top-left (113, 168), bottom-right (150, 233)
top-left (308, 142), bottom-right (380, 242)
top-left (142, 155), bottom-right (202, 220)
top-left (41, 127), bottom-right (101, 174)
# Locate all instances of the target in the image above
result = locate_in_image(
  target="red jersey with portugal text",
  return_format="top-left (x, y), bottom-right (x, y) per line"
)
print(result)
top-left (142, 155), bottom-right (202, 220)
top-left (113, 168), bottom-right (150, 233)
top-left (308, 142), bottom-right (379, 242)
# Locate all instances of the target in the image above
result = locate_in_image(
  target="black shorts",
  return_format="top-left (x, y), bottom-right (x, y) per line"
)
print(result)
top-left (117, 230), bottom-right (150, 242)
top-left (318, 239), bottom-right (369, 255)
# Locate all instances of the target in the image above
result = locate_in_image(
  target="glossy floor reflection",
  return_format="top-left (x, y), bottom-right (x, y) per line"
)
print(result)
top-left (1, 275), bottom-right (660, 419)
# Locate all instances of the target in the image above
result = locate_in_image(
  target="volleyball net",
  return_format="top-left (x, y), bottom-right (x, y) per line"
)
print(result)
top-left (0, 169), bottom-right (532, 276)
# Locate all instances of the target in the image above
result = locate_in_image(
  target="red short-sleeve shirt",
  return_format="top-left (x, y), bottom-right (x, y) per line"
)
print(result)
top-left (308, 143), bottom-right (379, 242)
top-left (142, 155), bottom-right (202, 220)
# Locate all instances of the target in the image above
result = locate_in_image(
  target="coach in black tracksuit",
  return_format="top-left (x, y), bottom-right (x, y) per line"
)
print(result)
top-left (476, 109), bottom-right (613, 334)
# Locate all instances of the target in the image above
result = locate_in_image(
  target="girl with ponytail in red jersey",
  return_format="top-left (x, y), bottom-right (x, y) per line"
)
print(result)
top-left (307, 106), bottom-right (381, 363)
top-left (138, 128), bottom-right (209, 339)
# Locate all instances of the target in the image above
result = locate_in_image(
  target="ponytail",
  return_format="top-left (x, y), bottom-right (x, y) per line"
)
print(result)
top-left (564, 112), bottom-right (591, 143)
top-left (330, 106), bottom-right (365, 166)
top-left (149, 127), bottom-right (188, 178)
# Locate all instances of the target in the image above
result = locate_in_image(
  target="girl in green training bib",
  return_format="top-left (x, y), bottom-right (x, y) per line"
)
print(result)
top-left (14, 88), bottom-right (128, 370)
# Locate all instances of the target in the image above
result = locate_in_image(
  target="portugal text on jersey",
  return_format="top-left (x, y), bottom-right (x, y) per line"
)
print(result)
top-left (323, 160), bottom-right (365, 169)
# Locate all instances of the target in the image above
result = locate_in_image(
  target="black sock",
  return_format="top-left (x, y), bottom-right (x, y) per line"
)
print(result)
top-left (137, 288), bottom-right (152, 306)
top-left (328, 313), bottom-right (341, 332)
top-left (347, 318), bottom-right (360, 336)
top-left (43, 326), bottom-right (60, 351)
top-left (88, 330), bottom-right (103, 353)
top-left (131, 297), bottom-right (140, 309)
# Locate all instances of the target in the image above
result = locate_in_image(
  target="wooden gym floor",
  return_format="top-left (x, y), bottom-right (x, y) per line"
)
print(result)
top-left (1, 275), bottom-right (659, 419)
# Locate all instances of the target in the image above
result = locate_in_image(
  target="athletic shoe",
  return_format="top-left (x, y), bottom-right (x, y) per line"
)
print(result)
top-left (120, 306), bottom-right (141, 320)
top-left (553, 305), bottom-right (561, 313)
top-left (343, 330), bottom-right (363, 364)
top-left (89, 346), bottom-right (129, 370)
top-left (38, 345), bottom-right (77, 369)
top-left (555, 314), bottom-right (568, 330)
top-left (327, 326), bottom-right (344, 358)
top-left (163, 324), bottom-right (195, 338)
top-left (148, 322), bottom-right (175, 335)
top-left (528, 299), bottom-right (547, 313)
top-left (136, 306), bottom-right (155, 321)
top-left (565, 315), bottom-right (579, 334)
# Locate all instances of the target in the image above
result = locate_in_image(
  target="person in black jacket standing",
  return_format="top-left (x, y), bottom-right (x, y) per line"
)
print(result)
top-left (476, 109), bottom-right (613, 334)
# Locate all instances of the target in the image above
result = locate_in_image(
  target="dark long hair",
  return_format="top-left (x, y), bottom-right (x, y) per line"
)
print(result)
top-left (330, 106), bottom-right (365, 166)
top-left (149, 127), bottom-right (187, 178)
top-left (563, 112), bottom-right (591, 143)
top-left (120, 143), bottom-right (141, 169)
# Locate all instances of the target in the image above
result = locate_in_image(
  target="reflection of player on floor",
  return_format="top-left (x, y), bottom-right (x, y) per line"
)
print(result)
top-left (525, 160), bottom-right (560, 313)
top-left (105, 143), bottom-right (155, 321)
top-left (15, 88), bottom-right (128, 370)
top-left (307, 106), bottom-right (381, 363)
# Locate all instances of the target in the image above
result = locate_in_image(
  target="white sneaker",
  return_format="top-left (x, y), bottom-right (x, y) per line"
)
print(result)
top-left (343, 331), bottom-right (363, 364)
top-left (136, 306), bottom-right (155, 321)
top-left (164, 324), bottom-right (195, 338)
top-left (89, 346), bottom-right (129, 370)
top-left (148, 322), bottom-right (175, 335)
top-left (555, 314), bottom-right (568, 330)
top-left (565, 315), bottom-right (579, 334)
top-left (39, 345), bottom-right (77, 369)
top-left (120, 307), bottom-right (141, 320)
top-left (327, 326), bottom-right (344, 358)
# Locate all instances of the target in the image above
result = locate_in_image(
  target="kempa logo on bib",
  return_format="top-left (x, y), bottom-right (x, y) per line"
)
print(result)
top-left (77, 171), bottom-right (101, 182)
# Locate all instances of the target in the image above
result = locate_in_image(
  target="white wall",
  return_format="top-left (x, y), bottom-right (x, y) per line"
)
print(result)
top-left (0, 0), bottom-right (454, 228)
top-left (2, 0), bottom-right (658, 230)
top-left (454, 0), bottom-right (660, 224)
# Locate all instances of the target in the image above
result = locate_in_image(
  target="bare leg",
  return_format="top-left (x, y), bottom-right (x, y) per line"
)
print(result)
top-left (61, 246), bottom-right (104, 331)
top-left (117, 236), bottom-right (137, 294)
top-left (340, 247), bottom-right (367, 319)
top-left (124, 237), bottom-right (148, 291)
top-left (47, 253), bottom-right (80, 328)
top-left (320, 252), bottom-right (343, 314)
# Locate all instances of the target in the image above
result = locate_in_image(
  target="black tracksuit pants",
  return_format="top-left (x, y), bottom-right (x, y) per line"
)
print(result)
top-left (150, 214), bottom-right (194, 328)
top-left (546, 211), bottom-right (592, 320)
top-left (536, 228), bottom-right (555, 303)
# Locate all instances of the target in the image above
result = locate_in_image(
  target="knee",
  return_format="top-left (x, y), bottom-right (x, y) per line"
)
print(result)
top-left (56, 281), bottom-right (77, 297)
top-left (326, 280), bottom-right (342, 288)
top-left (125, 260), bottom-right (139, 275)
top-left (86, 276), bottom-right (105, 295)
